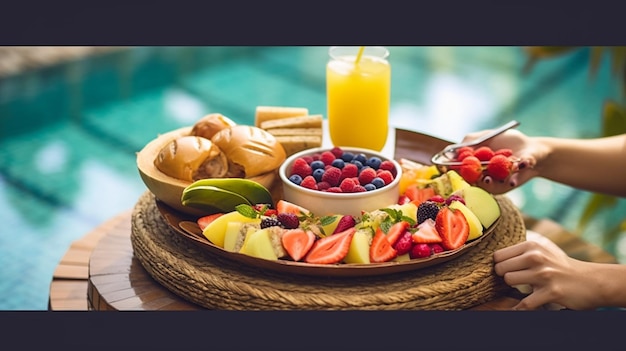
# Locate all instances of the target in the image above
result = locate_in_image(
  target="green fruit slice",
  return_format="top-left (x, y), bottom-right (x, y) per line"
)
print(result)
top-left (181, 185), bottom-right (252, 213)
top-left (185, 178), bottom-right (273, 206)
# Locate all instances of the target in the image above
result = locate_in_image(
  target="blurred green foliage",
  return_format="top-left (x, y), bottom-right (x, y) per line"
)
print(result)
top-left (523, 46), bottom-right (626, 246)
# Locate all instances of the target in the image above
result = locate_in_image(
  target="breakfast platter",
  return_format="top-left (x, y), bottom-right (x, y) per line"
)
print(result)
top-left (130, 106), bottom-right (526, 310)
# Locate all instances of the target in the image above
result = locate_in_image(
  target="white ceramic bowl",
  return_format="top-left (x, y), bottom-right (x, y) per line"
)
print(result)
top-left (279, 147), bottom-right (402, 217)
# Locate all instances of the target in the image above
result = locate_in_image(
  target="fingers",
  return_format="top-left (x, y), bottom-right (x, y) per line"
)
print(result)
top-left (512, 290), bottom-right (549, 310)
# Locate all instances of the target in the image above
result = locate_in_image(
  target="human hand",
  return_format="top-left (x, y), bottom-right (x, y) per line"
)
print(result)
top-left (493, 232), bottom-right (599, 310)
top-left (460, 129), bottom-right (543, 194)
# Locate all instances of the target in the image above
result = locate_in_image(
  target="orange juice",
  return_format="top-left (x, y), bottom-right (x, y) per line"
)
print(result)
top-left (326, 46), bottom-right (390, 151)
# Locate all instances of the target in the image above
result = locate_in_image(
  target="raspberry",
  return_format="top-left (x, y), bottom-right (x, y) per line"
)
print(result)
top-left (417, 201), bottom-right (440, 225)
top-left (339, 178), bottom-right (358, 192)
top-left (300, 175), bottom-right (318, 190)
top-left (409, 243), bottom-right (432, 259)
top-left (379, 160), bottom-right (396, 174)
top-left (357, 167), bottom-right (377, 185)
top-left (429, 195), bottom-right (445, 204)
top-left (377, 170), bottom-right (394, 185)
top-left (473, 146), bottom-right (495, 162)
top-left (321, 166), bottom-right (342, 187)
top-left (459, 156), bottom-right (483, 184)
top-left (261, 217), bottom-right (282, 229)
top-left (317, 181), bottom-right (331, 191)
top-left (353, 185), bottom-right (367, 192)
top-left (302, 156), bottom-right (314, 164)
top-left (319, 151), bottom-right (336, 166)
top-left (326, 187), bottom-right (342, 193)
top-left (393, 231), bottom-right (413, 256)
top-left (429, 243), bottom-right (445, 254)
top-left (291, 158), bottom-right (312, 178)
top-left (277, 213), bottom-right (300, 229)
top-left (330, 146), bottom-right (343, 158)
top-left (486, 154), bottom-right (513, 181)
top-left (340, 163), bottom-right (359, 180)
top-left (494, 148), bottom-right (513, 157)
top-left (445, 194), bottom-right (465, 206)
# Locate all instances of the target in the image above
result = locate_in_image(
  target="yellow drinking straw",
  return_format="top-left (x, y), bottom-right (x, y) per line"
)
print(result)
top-left (355, 46), bottom-right (365, 64)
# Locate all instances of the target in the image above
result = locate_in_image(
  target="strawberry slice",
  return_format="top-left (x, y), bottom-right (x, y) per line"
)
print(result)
top-left (370, 227), bottom-right (398, 263)
top-left (304, 227), bottom-right (355, 264)
top-left (384, 220), bottom-right (410, 246)
top-left (332, 215), bottom-right (356, 234)
top-left (411, 218), bottom-right (443, 244)
top-left (197, 213), bottom-right (224, 231)
top-left (405, 185), bottom-right (436, 207)
top-left (435, 207), bottom-right (469, 250)
top-left (281, 228), bottom-right (316, 262)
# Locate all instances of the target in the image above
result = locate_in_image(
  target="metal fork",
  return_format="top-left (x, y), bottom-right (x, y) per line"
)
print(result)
top-left (431, 120), bottom-right (520, 172)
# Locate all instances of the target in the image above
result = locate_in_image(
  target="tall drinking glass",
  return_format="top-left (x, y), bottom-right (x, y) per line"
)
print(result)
top-left (326, 46), bottom-right (391, 151)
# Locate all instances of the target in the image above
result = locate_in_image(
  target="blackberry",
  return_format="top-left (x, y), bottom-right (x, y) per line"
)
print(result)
top-left (260, 217), bottom-right (282, 229)
top-left (417, 201), bottom-right (440, 224)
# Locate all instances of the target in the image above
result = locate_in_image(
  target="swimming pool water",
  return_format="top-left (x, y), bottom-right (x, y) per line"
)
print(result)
top-left (1, 46), bottom-right (624, 310)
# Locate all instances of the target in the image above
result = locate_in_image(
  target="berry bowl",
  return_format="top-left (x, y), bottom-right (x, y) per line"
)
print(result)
top-left (278, 146), bottom-right (402, 217)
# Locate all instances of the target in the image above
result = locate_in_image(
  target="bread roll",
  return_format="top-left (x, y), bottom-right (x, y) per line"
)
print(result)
top-left (154, 135), bottom-right (228, 181)
top-left (191, 113), bottom-right (237, 139)
top-left (211, 125), bottom-right (286, 178)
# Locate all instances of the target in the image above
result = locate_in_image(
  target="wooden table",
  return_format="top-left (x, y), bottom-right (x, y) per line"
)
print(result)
top-left (48, 209), bottom-right (618, 311)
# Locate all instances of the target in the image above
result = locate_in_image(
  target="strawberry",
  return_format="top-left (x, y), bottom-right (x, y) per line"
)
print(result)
top-left (486, 154), bottom-right (513, 181)
top-left (459, 155), bottom-right (483, 184)
top-left (473, 146), bottom-right (495, 161)
top-left (435, 206), bottom-right (469, 250)
top-left (197, 213), bottom-right (224, 231)
top-left (385, 220), bottom-right (411, 246)
top-left (321, 166), bottom-right (342, 187)
top-left (398, 195), bottom-right (412, 205)
top-left (370, 228), bottom-right (398, 263)
top-left (357, 167), bottom-right (377, 185)
top-left (393, 231), bottom-right (413, 255)
top-left (405, 185), bottom-right (436, 207)
top-left (411, 218), bottom-right (442, 244)
top-left (282, 228), bottom-right (316, 262)
top-left (304, 227), bottom-right (355, 264)
top-left (333, 215), bottom-right (356, 234)
top-left (291, 157), bottom-right (312, 178)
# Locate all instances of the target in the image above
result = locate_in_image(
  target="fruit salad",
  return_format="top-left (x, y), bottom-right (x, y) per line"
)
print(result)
top-left (192, 167), bottom-right (501, 266)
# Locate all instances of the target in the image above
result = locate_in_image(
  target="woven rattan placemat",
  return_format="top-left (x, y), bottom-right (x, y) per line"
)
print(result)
top-left (130, 191), bottom-right (525, 310)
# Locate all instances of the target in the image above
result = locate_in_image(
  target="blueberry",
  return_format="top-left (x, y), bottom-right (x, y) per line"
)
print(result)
top-left (331, 158), bottom-right (345, 169)
top-left (354, 153), bottom-right (368, 165)
top-left (312, 168), bottom-right (325, 182)
top-left (371, 177), bottom-right (385, 189)
top-left (366, 156), bottom-right (382, 170)
top-left (350, 160), bottom-right (363, 170)
top-left (289, 174), bottom-right (303, 185)
top-left (310, 160), bottom-right (325, 170)
top-left (364, 183), bottom-right (377, 191)
top-left (341, 152), bottom-right (354, 162)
